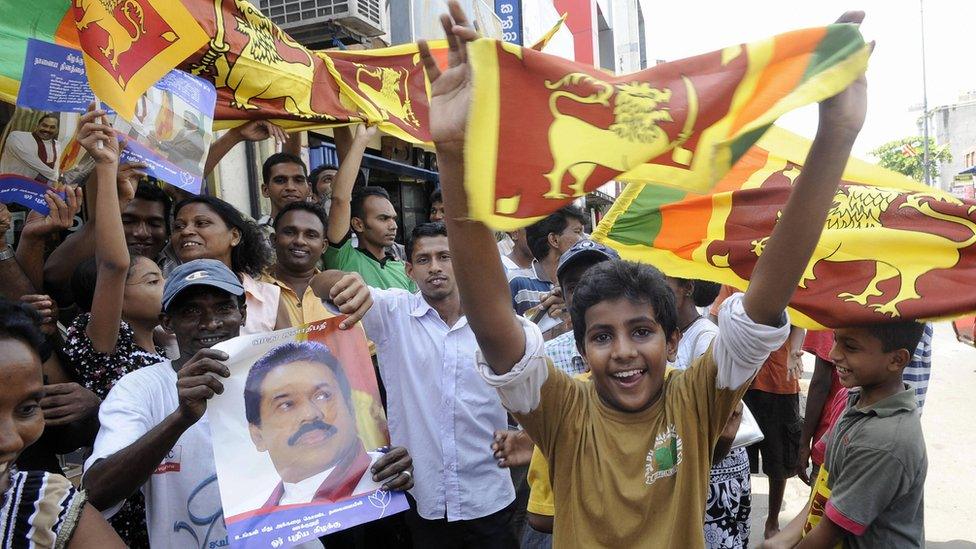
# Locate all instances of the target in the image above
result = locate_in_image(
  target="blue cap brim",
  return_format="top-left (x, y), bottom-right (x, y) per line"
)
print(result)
top-left (163, 279), bottom-right (245, 312)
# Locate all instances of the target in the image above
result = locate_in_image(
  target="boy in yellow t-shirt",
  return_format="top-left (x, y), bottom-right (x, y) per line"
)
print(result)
top-left (418, 3), bottom-right (867, 546)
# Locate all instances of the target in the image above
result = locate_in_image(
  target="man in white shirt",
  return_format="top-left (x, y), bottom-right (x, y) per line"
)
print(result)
top-left (311, 222), bottom-right (518, 548)
top-left (1, 114), bottom-right (60, 182)
top-left (84, 259), bottom-right (411, 548)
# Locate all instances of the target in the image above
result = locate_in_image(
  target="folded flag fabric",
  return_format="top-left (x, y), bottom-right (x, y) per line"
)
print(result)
top-left (463, 24), bottom-right (870, 230)
top-left (0, 0), bottom-right (563, 142)
top-left (592, 126), bottom-right (976, 329)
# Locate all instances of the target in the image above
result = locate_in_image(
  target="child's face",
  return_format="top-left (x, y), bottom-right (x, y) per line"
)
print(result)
top-left (830, 328), bottom-right (907, 389)
top-left (580, 298), bottom-right (678, 413)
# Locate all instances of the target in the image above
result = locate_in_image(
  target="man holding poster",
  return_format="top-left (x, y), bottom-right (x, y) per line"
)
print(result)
top-left (0, 114), bottom-right (60, 182)
top-left (244, 341), bottom-right (395, 507)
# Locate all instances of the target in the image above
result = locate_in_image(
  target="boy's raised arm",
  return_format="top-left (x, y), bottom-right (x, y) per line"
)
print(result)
top-left (743, 12), bottom-right (868, 326)
top-left (419, 2), bottom-right (526, 375)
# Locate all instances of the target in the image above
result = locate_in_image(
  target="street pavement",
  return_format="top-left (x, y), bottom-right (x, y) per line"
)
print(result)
top-left (748, 322), bottom-right (976, 547)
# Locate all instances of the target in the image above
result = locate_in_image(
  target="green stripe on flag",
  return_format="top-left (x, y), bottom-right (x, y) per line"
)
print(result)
top-left (607, 185), bottom-right (687, 246)
top-left (0, 1), bottom-right (71, 82)
top-left (799, 23), bottom-right (863, 84)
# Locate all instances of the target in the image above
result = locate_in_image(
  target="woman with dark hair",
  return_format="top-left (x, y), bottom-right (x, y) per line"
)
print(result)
top-left (0, 298), bottom-right (125, 548)
top-left (62, 107), bottom-right (165, 546)
top-left (170, 195), bottom-right (280, 334)
top-left (666, 277), bottom-right (751, 549)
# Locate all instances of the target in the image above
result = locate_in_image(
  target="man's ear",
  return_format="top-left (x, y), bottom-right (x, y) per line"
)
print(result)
top-left (547, 232), bottom-right (559, 251)
top-left (248, 423), bottom-right (267, 452)
top-left (889, 348), bottom-right (911, 373)
top-left (239, 303), bottom-right (247, 327)
top-left (405, 261), bottom-right (414, 279)
top-left (260, 183), bottom-right (270, 199)
top-left (350, 216), bottom-right (365, 234)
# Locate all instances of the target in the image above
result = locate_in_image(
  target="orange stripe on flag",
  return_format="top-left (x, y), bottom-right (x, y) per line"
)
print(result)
top-left (654, 147), bottom-right (769, 259)
top-left (53, 12), bottom-right (80, 48)
top-left (729, 29), bottom-right (825, 135)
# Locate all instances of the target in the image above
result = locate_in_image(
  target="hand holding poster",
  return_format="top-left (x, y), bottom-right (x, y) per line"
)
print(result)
top-left (209, 318), bottom-right (408, 549)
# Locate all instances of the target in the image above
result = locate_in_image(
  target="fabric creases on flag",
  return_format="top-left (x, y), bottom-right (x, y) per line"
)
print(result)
top-left (592, 126), bottom-right (976, 329)
top-left (463, 24), bottom-right (870, 231)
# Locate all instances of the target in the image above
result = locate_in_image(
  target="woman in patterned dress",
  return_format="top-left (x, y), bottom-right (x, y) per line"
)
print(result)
top-left (0, 298), bottom-right (124, 548)
top-left (62, 113), bottom-right (166, 546)
top-left (667, 278), bottom-right (752, 549)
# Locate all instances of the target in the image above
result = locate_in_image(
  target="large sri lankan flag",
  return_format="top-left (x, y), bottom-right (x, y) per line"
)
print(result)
top-left (592, 126), bottom-right (976, 329)
top-left (464, 24), bottom-right (870, 230)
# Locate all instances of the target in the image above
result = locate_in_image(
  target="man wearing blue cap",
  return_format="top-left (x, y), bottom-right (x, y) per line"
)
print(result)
top-left (83, 259), bottom-right (411, 548)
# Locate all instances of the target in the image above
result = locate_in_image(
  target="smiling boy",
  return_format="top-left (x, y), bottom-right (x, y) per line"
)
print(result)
top-left (419, 3), bottom-right (868, 546)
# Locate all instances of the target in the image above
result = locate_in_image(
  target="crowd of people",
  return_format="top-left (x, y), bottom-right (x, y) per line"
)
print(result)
top-left (0, 3), bottom-right (931, 548)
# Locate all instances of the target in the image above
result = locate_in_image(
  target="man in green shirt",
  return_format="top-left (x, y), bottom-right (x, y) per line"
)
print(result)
top-left (323, 124), bottom-right (416, 292)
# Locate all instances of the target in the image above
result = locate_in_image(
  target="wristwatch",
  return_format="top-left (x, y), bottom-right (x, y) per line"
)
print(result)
top-left (0, 247), bottom-right (14, 261)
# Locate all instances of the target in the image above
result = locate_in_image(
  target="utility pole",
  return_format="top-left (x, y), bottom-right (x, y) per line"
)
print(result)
top-left (920, 0), bottom-right (931, 186)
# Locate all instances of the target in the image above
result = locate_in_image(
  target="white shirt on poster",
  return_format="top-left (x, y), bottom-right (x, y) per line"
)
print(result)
top-left (84, 360), bottom-right (228, 549)
top-left (0, 131), bottom-right (58, 180)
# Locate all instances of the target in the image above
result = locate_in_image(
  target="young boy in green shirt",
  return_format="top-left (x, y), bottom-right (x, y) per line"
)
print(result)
top-left (417, 3), bottom-right (867, 546)
top-left (762, 322), bottom-right (927, 549)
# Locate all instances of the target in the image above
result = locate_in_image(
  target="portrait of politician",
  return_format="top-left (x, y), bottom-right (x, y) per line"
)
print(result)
top-left (0, 113), bottom-right (60, 182)
top-left (245, 341), bottom-right (385, 508)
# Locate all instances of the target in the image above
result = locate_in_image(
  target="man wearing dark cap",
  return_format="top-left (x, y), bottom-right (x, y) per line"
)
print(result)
top-left (84, 260), bottom-right (412, 548)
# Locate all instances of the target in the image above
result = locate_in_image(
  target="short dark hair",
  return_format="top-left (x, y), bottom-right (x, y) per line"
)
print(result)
top-left (525, 206), bottom-right (587, 261)
top-left (71, 255), bottom-right (142, 312)
top-left (862, 322), bottom-right (926, 354)
top-left (406, 222), bottom-right (447, 262)
top-left (430, 189), bottom-right (442, 204)
top-left (37, 113), bottom-right (58, 126)
top-left (174, 196), bottom-right (272, 277)
top-left (134, 180), bottom-right (173, 232)
top-left (0, 298), bottom-right (45, 356)
top-left (670, 278), bottom-right (722, 308)
top-left (244, 341), bottom-right (352, 426)
top-left (350, 186), bottom-right (391, 222)
top-left (570, 261), bottom-right (677, 351)
top-left (262, 152), bottom-right (307, 185)
top-left (273, 201), bottom-right (327, 232)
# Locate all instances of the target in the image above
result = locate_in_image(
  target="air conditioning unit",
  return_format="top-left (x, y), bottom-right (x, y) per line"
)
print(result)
top-left (259, 0), bottom-right (387, 42)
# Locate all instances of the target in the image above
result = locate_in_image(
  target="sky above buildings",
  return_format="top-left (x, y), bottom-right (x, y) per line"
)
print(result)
top-left (639, 0), bottom-right (976, 157)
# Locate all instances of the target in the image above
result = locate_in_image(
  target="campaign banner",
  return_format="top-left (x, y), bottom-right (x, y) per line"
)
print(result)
top-left (209, 318), bottom-right (408, 549)
top-left (0, 175), bottom-right (57, 214)
top-left (16, 39), bottom-right (215, 194)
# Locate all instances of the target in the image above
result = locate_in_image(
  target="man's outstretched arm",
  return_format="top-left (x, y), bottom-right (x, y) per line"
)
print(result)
top-left (419, 3), bottom-right (526, 375)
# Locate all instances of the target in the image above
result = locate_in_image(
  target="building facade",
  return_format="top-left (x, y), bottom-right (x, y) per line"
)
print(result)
top-left (917, 92), bottom-right (976, 191)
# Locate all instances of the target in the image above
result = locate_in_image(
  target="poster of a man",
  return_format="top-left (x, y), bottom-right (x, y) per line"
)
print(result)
top-left (0, 113), bottom-right (60, 182)
top-left (244, 341), bottom-right (384, 508)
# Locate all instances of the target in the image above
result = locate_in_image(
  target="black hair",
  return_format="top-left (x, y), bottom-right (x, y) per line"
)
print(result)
top-left (671, 278), bottom-right (722, 308)
top-left (0, 298), bottom-right (46, 356)
top-left (406, 222), bottom-right (447, 262)
top-left (309, 164), bottom-right (338, 187)
top-left (273, 201), bottom-right (327, 232)
top-left (71, 256), bottom-right (144, 313)
top-left (133, 180), bottom-right (173, 233)
top-left (174, 195), bottom-right (272, 277)
top-left (244, 341), bottom-right (352, 426)
top-left (350, 186), bottom-right (391, 222)
top-left (862, 321), bottom-right (926, 354)
top-left (261, 152), bottom-right (307, 185)
top-left (570, 261), bottom-right (678, 351)
top-left (430, 189), bottom-right (442, 204)
top-left (37, 113), bottom-right (59, 126)
top-left (525, 206), bottom-right (587, 261)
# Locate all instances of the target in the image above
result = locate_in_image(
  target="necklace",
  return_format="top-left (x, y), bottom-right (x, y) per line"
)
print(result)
top-left (679, 314), bottom-right (702, 333)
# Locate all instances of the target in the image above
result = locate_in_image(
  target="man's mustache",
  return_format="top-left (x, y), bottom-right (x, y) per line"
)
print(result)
top-left (288, 420), bottom-right (337, 446)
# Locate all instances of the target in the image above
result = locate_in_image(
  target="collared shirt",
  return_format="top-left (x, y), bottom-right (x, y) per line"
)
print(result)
top-left (240, 273), bottom-right (279, 335)
top-left (821, 386), bottom-right (926, 548)
top-left (544, 330), bottom-right (585, 375)
top-left (361, 288), bottom-right (514, 521)
top-left (903, 323), bottom-right (932, 409)
top-left (324, 236), bottom-right (417, 292)
top-left (0, 131), bottom-right (58, 180)
top-left (508, 261), bottom-right (552, 316)
top-left (259, 272), bottom-right (333, 327)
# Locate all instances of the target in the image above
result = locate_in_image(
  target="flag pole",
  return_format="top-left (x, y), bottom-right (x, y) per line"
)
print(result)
top-left (920, 0), bottom-right (931, 186)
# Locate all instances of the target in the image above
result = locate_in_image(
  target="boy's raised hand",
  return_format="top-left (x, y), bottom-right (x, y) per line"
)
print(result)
top-left (418, 0), bottom-right (479, 152)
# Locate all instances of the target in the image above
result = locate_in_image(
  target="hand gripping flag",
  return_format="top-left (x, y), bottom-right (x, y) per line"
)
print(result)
top-left (463, 25), bottom-right (870, 230)
top-left (592, 126), bottom-right (976, 329)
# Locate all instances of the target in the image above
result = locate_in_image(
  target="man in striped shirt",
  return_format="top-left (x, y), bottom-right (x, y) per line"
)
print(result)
top-left (903, 323), bottom-right (933, 409)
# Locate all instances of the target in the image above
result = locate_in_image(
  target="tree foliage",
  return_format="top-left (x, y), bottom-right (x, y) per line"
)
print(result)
top-left (870, 136), bottom-right (952, 182)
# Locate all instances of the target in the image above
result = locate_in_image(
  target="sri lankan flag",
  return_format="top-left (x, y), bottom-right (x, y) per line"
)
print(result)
top-left (593, 126), bottom-right (976, 329)
top-left (464, 25), bottom-right (870, 230)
